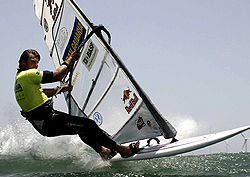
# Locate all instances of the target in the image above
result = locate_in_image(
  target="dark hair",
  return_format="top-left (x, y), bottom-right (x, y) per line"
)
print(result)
top-left (17, 49), bottom-right (40, 73)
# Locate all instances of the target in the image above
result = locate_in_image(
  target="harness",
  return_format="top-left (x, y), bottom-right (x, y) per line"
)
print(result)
top-left (20, 99), bottom-right (53, 119)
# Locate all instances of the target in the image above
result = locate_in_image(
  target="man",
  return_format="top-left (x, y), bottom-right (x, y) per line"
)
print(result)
top-left (14, 49), bottom-right (140, 160)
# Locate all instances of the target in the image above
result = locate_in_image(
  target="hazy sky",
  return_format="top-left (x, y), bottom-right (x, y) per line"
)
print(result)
top-left (0, 0), bottom-right (250, 154)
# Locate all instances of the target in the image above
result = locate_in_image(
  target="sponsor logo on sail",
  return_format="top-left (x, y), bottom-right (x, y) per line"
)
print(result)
top-left (46, 0), bottom-right (59, 21)
top-left (121, 89), bottom-right (139, 114)
top-left (82, 40), bottom-right (99, 71)
top-left (56, 27), bottom-right (68, 53)
top-left (136, 116), bottom-right (146, 130)
top-left (62, 17), bottom-right (86, 62)
top-left (43, 18), bottom-right (49, 32)
top-left (72, 70), bottom-right (80, 86)
top-left (93, 112), bottom-right (103, 126)
top-left (147, 120), bottom-right (152, 127)
top-left (122, 89), bottom-right (131, 103)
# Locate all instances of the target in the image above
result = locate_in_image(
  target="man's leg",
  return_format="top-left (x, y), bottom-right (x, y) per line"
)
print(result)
top-left (42, 110), bottom-right (117, 152)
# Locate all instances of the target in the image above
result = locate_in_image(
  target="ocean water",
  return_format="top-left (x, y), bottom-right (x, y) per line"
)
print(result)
top-left (1, 122), bottom-right (250, 177)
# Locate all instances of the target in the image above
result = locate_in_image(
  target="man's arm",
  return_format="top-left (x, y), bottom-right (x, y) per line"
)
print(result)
top-left (52, 51), bottom-right (81, 82)
top-left (43, 88), bottom-right (58, 98)
top-left (41, 51), bottom-right (80, 97)
top-left (43, 85), bottom-right (73, 97)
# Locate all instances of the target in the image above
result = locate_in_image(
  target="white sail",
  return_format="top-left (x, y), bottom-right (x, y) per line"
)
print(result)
top-left (33, 0), bottom-right (177, 144)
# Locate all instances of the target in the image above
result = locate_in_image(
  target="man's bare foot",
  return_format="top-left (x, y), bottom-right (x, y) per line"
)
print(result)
top-left (116, 141), bottom-right (140, 158)
top-left (99, 147), bottom-right (111, 160)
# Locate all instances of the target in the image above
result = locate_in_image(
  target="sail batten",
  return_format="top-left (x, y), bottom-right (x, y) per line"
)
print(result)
top-left (86, 66), bottom-right (120, 117)
top-left (33, 0), bottom-right (177, 143)
top-left (82, 51), bottom-right (110, 112)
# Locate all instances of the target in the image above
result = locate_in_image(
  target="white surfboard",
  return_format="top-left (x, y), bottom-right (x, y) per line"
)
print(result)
top-left (111, 125), bottom-right (250, 162)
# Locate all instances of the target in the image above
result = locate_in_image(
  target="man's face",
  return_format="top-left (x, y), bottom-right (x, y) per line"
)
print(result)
top-left (22, 53), bottom-right (39, 70)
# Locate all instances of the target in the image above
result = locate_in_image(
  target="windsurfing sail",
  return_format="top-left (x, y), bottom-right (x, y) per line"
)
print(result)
top-left (33, 0), bottom-right (177, 144)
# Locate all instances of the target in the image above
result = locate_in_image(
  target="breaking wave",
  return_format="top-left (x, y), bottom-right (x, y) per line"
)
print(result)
top-left (0, 121), bottom-right (110, 173)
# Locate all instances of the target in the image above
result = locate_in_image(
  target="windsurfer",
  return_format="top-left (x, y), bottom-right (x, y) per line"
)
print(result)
top-left (14, 49), bottom-right (141, 160)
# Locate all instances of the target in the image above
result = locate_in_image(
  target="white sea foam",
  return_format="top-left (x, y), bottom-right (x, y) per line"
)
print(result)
top-left (166, 114), bottom-right (202, 139)
top-left (0, 121), bottom-right (109, 169)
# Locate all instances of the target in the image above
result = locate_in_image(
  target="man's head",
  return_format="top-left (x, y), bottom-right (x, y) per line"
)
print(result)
top-left (17, 49), bottom-right (41, 72)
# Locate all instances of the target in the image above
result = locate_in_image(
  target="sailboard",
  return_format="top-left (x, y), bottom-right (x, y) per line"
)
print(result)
top-left (32, 0), bottom-right (250, 162)
top-left (111, 125), bottom-right (250, 161)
